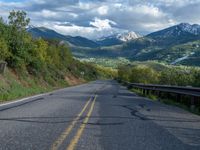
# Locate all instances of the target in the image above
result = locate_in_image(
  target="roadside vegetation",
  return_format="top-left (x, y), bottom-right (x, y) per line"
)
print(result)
top-left (118, 61), bottom-right (200, 87)
top-left (0, 10), bottom-right (116, 102)
top-left (118, 61), bottom-right (200, 114)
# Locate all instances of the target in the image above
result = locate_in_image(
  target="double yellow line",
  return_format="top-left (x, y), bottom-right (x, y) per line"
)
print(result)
top-left (51, 94), bottom-right (97, 150)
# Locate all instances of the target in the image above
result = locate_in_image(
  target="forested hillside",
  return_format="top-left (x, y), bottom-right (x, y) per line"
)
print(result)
top-left (0, 11), bottom-right (116, 101)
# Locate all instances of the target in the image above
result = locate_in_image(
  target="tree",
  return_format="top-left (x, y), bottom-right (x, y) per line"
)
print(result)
top-left (28, 38), bottom-right (48, 71)
top-left (0, 18), bottom-right (10, 60)
top-left (8, 10), bottom-right (30, 31)
top-left (0, 17), bottom-right (8, 41)
top-left (0, 37), bottom-right (10, 60)
top-left (7, 10), bottom-right (31, 68)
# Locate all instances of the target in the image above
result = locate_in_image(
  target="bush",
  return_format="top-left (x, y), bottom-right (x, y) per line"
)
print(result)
top-left (159, 67), bottom-right (194, 86)
top-left (118, 65), bottom-right (132, 81)
top-left (130, 65), bottom-right (159, 84)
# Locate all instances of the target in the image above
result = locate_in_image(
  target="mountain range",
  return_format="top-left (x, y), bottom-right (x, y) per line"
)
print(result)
top-left (28, 26), bottom-right (140, 47)
top-left (147, 23), bottom-right (200, 46)
top-left (28, 23), bottom-right (200, 66)
top-left (27, 26), bottom-right (99, 48)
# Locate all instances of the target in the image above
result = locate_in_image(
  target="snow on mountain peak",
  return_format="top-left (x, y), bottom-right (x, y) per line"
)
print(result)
top-left (117, 31), bottom-right (140, 42)
top-left (96, 31), bottom-right (140, 42)
top-left (178, 23), bottom-right (200, 35)
top-left (26, 25), bottom-right (36, 31)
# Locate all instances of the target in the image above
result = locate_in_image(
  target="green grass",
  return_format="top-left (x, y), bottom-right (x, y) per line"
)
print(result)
top-left (161, 98), bottom-right (200, 115)
top-left (0, 82), bottom-right (51, 102)
top-left (130, 88), bottom-right (157, 101)
top-left (0, 69), bottom-right (67, 102)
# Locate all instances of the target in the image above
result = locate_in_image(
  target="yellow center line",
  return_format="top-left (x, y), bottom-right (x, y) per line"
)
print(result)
top-left (51, 97), bottom-right (92, 150)
top-left (66, 95), bottom-right (97, 150)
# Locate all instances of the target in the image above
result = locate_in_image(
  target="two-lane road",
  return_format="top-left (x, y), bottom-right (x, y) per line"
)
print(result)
top-left (0, 80), bottom-right (200, 150)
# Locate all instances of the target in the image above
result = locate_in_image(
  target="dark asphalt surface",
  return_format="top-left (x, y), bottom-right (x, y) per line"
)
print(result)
top-left (0, 80), bottom-right (200, 150)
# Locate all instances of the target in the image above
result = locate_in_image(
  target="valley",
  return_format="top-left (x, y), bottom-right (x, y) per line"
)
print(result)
top-left (28, 23), bottom-right (200, 67)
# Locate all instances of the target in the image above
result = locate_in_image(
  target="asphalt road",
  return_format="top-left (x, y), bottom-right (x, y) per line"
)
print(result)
top-left (0, 80), bottom-right (200, 150)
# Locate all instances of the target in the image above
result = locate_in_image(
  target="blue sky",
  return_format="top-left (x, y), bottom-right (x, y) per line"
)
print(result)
top-left (2, 0), bottom-right (16, 1)
top-left (0, 0), bottom-right (200, 39)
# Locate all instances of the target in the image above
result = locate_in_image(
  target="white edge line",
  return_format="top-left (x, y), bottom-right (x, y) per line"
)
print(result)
top-left (0, 92), bottom-right (50, 107)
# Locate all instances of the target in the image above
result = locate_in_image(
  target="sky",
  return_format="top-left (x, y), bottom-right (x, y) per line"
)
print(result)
top-left (0, 0), bottom-right (200, 39)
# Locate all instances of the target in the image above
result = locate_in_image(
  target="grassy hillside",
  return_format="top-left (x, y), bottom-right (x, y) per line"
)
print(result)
top-left (0, 11), bottom-right (115, 102)
top-left (0, 69), bottom-right (60, 101)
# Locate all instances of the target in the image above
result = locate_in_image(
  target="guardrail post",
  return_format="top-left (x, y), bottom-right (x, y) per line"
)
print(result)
top-left (128, 84), bottom-right (133, 89)
top-left (176, 94), bottom-right (181, 103)
top-left (157, 91), bottom-right (161, 101)
top-left (158, 91), bottom-right (161, 97)
top-left (152, 90), bottom-right (155, 95)
top-left (143, 89), bottom-right (146, 95)
top-left (146, 89), bottom-right (149, 95)
top-left (190, 97), bottom-right (196, 111)
top-left (167, 92), bottom-right (170, 99)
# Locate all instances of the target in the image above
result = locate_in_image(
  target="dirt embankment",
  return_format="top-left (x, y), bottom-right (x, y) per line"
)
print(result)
top-left (65, 73), bottom-right (85, 86)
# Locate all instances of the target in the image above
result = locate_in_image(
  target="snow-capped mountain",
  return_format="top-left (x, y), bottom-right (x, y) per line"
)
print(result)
top-left (26, 25), bottom-right (37, 31)
top-left (96, 31), bottom-right (140, 46)
top-left (117, 31), bottom-right (141, 42)
top-left (147, 23), bottom-right (200, 46)
top-left (148, 23), bottom-right (200, 38)
top-left (178, 23), bottom-right (200, 35)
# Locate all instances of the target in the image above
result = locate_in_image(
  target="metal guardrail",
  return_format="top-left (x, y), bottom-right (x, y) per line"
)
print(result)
top-left (119, 80), bottom-right (200, 109)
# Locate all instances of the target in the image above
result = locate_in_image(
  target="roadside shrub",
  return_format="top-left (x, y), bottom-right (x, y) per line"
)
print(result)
top-left (160, 67), bottom-right (194, 86)
top-left (118, 65), bottom-right (132, 81)
top-left (130, 65), bottom-right (159, 84)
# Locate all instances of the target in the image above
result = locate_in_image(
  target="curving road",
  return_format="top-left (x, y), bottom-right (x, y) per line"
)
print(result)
top-left (0, 80), bottom-right (200, 150)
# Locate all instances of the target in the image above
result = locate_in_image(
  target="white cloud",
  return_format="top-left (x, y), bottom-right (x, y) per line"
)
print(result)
top-left (97, 5), bottom-right (108, 15)
top-left (32, 0), bottom-right (46, 5)
top-left (90, 18), bottom-right (116, 29)
top-left (132, 5), bottom-right (165, 18)
top-left (78, 2), bottom-right (96, 10)
top-left (0, 0), bottom-right (200, 38)
top-left (41, 9), bottom-right (57, 18)
top-left (54, 24), bottom-right (94, 36)
top-left (51, 23), bottom-right (125, 39)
